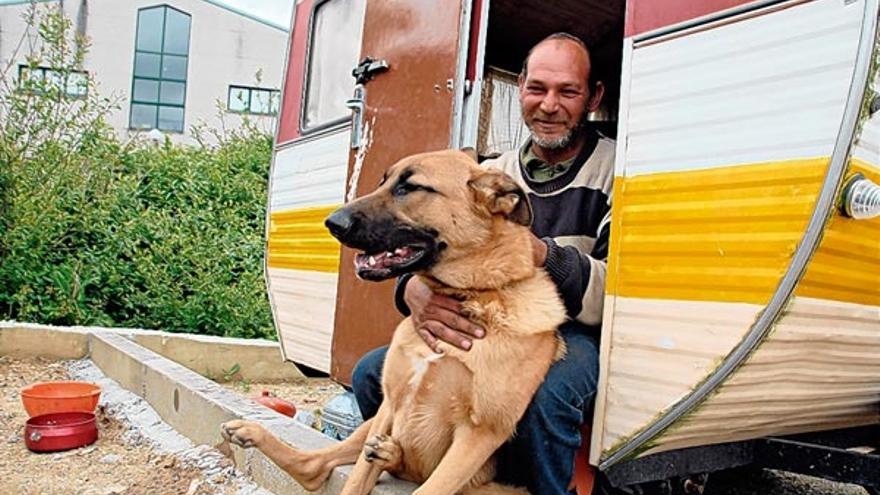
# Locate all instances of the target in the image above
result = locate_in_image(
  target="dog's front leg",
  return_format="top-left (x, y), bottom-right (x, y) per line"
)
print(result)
top-left (414, 424), bottom-right (509, 495)
top-left (222, 418), bottom-right (373, 491)
top-left (340, 402), bottom-right (394, 495)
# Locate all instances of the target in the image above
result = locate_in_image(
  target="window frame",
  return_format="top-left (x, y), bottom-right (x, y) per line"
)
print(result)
top-left (17, 64), bottom-right (89, 99)
top-left (227, 85), bottom-right (281, 116)
top-left (129, 4), bottom-right (191, 133)
top-left (299, 0), bottom-right (363, 135)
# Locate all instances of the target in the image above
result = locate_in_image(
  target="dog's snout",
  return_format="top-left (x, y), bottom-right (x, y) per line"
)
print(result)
top-left (325, 209), bottom-right (355, 239)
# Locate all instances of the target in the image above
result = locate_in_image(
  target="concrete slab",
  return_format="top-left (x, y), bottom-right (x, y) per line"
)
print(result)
top-left (89, 331), bottom-right (415, 495)
top-left (0, 321), bottom-right (304, 382)
top-left (0, 323), bottom-right (90, 360)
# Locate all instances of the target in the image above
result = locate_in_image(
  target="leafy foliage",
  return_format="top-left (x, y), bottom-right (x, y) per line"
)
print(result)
top-left (0, 6), bottom-right (275, 339)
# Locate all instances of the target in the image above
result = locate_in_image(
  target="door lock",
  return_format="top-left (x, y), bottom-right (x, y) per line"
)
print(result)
top-left (352, 57), bottom-right (389, 85)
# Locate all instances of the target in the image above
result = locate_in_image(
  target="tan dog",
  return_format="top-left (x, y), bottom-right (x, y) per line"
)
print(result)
top-left (221, 150), bottom-right (566, 495)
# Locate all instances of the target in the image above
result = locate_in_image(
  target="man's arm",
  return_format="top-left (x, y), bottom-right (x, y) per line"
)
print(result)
top-left (539, 209), bottom-right (611, 326)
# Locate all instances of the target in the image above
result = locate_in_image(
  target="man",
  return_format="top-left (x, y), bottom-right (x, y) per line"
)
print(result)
top-left (352, 32), bottom-right (614, 494)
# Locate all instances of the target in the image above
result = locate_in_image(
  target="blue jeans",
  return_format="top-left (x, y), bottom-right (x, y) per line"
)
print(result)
top-left (351, 321), bottom-right (600, 495)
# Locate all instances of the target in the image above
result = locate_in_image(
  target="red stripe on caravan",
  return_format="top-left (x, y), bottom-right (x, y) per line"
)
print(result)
top-left (465, 0), bottom-right (484, 83)
top-left (277, 0), bottom-right (314, 144)
top-left (625, 0), bottom-right (757, 37)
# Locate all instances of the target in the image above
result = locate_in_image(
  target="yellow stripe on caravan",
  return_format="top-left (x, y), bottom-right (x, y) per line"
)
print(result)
top-left (267, 205), bottom-right (341, 273)
top-left (798, 159), bottom-right (880, 306)
top-left (607, 158), bottom-right (829, 304)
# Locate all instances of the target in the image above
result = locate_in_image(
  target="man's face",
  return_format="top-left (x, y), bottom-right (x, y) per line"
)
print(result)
top-left (518, 40), bottom-right (602, 150)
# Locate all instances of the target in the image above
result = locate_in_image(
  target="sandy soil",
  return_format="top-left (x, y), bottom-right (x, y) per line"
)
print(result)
top-left (222, 378), bottom-right (343, 414)
top-left (0, 357), bottom-right (241, 495)
top-left (1, 356), bottom-right (869, 495)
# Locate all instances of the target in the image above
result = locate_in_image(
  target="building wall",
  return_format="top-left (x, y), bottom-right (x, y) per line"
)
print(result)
top-left (0, 0), bottom-right (288, 144)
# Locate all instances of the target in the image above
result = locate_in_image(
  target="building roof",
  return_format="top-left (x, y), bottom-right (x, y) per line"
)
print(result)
top-left (0, 0), bottom-right (289, 32)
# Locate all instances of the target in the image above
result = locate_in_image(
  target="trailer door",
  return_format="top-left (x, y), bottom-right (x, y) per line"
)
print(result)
top-left (330, 0), bottom-right (470, 383)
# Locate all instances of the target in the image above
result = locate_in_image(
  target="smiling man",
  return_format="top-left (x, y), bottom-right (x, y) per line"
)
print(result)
top-left (352, 33), bottom-right (616, 495)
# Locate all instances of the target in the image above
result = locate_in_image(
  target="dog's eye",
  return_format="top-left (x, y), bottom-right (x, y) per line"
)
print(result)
top-left (393, 181), bottom-right (436, 197)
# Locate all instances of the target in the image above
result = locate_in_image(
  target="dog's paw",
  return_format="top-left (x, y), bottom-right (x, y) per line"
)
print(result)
top-left (363, 433), bottom-right (402, 471)
top-left (221, 420), bottom-right (266, 449)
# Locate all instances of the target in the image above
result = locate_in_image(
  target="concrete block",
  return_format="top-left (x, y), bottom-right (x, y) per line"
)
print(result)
top-left (0, 321), bottom-right (304, 383)
top-left (0, 322), bottom-right (90, 359)
top-left (132, 332), bottom-right (304, 383)
top-left (89, 332), bottom-right (415, 495)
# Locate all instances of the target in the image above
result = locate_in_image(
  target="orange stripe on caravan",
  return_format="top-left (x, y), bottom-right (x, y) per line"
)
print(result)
top-left (607, 158), bottom-right (828, 304)
top-left (267, 205), bottom-right (340, 272)
top-left (797, 160), bottom-right (880, 306)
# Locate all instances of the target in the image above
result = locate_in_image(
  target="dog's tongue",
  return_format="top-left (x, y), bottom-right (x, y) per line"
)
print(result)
top-left (354, 247), bottom-right (416, 271)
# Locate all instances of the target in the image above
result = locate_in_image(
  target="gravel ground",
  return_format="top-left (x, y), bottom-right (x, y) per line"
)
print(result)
top-left (704, 466), bottom-right (870, 495)
top-left (2, 356), bottom-right (871, 495)
top-left (0, 356), bottom-right (271, 495)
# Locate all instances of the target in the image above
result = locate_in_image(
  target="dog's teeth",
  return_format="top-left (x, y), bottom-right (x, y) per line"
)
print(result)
top-left (368, 255), bottom-right (376, 265)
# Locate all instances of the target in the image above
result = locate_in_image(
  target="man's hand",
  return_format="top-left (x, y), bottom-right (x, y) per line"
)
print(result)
top-left (404, 277), bottom-right (485, 353)
top-left (530, 233), bottom-right (548, 267)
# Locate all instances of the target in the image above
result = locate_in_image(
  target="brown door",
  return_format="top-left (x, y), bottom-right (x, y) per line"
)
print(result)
top-left (330, 0), bottom-right (468, 384)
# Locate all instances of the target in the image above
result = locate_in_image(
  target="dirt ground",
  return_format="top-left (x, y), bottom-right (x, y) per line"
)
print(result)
top-left (0, 356), bottom-right (240, 495)
top-left (0, 356), bottom-right (870, 495)
top-left (221, 378), bottom-right (343, 417)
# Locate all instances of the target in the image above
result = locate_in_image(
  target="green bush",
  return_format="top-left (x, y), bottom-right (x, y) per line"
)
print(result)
top-left (0, 6), bottom-right (275, 339)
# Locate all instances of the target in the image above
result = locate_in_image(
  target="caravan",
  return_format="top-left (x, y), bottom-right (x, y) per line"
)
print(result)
top-left (265, 0), bottom-right (880, 490)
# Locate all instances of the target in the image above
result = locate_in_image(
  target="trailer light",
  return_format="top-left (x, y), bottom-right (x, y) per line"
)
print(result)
top-left (840, 173), bottom-right (880, 220)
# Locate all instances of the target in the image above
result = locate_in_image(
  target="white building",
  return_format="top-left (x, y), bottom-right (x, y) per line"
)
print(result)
top-left (0, 0), bottom-right (289, 144)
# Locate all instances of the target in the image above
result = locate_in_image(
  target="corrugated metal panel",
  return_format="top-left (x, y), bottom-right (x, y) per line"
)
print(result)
top-left (626, 0), bottom-right (860, 176)
top-left (267, 268), bottom-right (336, 372)
top-left (608, 159), bottom-right (824, 304)
top-left (594, 0), bottom-right (870, 461)
top-left (596, 297), bottom-right (762, 452)
top-left (269, 129), bottom-right (349, 211)
top-left (267, 206), bottom-right (340, 272)
top-left (265, 129), bottom-right (350, 371)
top-left (799, 160), bottom-right (880, 305)
top-left (647, 297), bottom-right (880, 454)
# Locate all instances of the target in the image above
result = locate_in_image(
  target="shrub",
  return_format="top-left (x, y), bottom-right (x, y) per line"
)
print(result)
top-left (0, 6), bottom-right (275, 339)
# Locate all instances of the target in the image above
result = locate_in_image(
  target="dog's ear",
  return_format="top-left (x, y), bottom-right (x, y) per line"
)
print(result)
top-left (469, 170), bottom-right (533, 226)
top-left (459, 147), bottom-right (478, 162)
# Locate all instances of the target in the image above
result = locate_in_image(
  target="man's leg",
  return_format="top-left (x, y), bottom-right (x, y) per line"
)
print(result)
top-left (495, 322), bottom-right (600, 495)
top-left (351, 346), bottom-right (389, 419)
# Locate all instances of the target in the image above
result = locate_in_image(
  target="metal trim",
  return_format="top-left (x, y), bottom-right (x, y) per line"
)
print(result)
top-left (600, 0), bottom-right (880, 470)
top-left (450, 0), bottom-right (474, 149)
top-left (634, 0), bottom-right (795, 43)
top-left (299, 0), bottom-right (365, 135)
top-left (264, 3), bottom-right (298, 361)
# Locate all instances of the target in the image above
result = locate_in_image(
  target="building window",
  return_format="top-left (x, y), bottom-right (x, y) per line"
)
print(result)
top-left (302, 0), bottom-right (366, 130)
top-left (228, 85), bottom-right (280, 115)
top-left (130, 5), bottom-right (191, 133)
top-left (18, 65), bottom-right (88, 98)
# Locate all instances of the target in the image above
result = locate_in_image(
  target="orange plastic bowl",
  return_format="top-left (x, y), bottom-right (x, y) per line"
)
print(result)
top-left (20, 381), bottom-right (101, 417)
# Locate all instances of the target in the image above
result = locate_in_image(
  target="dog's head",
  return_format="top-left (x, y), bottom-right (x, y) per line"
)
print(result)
top-left (325, 150), bottom-right (532, 282)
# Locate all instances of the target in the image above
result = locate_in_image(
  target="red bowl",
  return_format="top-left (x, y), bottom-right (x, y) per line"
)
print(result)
top-left (21, 381), bottom-right (101, 417)
top-left (25, 412), bottom-right (98, 452)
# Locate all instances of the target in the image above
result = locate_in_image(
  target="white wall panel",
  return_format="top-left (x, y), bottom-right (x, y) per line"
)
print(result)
top-left (267, 267), bottom-right (336, 372)
top-left (269, 129), bottom-right (350, 211)
top-left (626, 0), bottom-right (862, 176)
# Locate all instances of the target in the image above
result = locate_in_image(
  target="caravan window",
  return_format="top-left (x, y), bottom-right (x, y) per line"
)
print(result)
top-left (302, 0), bottom-right (366, 130)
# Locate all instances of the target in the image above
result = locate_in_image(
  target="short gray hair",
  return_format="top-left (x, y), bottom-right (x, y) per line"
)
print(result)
top-left (520, 32), bottom-right (596, 90)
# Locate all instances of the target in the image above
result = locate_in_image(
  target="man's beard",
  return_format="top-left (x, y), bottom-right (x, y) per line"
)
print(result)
top-left (531, 128), bottom-right (575, 150)
top-left (526, 111), bottom-right (588, 151)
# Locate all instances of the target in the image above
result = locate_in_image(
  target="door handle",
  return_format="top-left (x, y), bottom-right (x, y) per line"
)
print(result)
top-left (346, 58), bottom-right (389, 149)
top-left (345, 84), bottom-right (366, 149)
